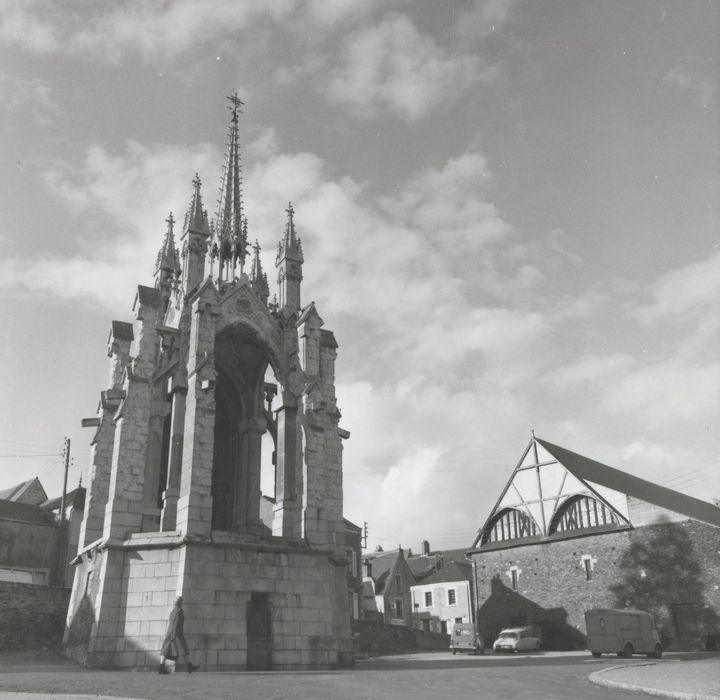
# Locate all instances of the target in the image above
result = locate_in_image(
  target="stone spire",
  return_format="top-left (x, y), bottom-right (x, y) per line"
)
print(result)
top-left (155, 213), bottom-right (181, 299)
top-left (213, 92), bottom-right (248, 283)
top-left (276, 202), bottom-right (304, 312)
top-left (250, 239), bottom-right (270, 305)
top-left (180, 175), bottom-right (210, 295)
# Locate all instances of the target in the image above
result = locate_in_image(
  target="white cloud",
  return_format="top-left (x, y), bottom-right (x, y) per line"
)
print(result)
top-left (0, 73), bottom-right (59, 125)
top-left (0, 0), bottom-right (298, 61)
top-left (0, 140), bottom-right (219, 310)
top-left (662, 64), bottom-right (716, 107)
top-left (543, 353), bottom-right (634, 391)
top-left (601, 361), bottom-right (720, 424)
top-left (0, 0), bottom-right (57, 53)
top-left (632, 249), bottom-right (720, 322)
top-left (324, 13), bottom-right (497, 122)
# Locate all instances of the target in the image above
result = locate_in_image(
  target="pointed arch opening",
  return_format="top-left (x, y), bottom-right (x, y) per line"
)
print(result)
top-left (481, 507), bottom-right (539, 545)
top-left (212, 324), bottom-right (279, 535)
top-left (549, 494), bottom-right (619, 535)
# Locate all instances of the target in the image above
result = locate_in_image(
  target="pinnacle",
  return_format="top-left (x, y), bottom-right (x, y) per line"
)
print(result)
top-left (184, 174), bottom-right (210, 235)
top-left (155, 212), bottom-right (182, 278)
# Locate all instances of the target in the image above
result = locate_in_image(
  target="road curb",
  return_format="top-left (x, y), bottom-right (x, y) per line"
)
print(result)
top-left (588, 663), bottom-right (719, 700)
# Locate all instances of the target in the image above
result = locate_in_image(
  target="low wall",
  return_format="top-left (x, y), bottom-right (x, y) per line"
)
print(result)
top-left (0, 581), bottom-right (70, 649)
top-left (353, 620), bottom-right (449, 655)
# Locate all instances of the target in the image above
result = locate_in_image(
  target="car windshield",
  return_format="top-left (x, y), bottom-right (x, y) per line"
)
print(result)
top-left (501, 632), bottom-right (518, 639)
top-left (458, 630), bottom-right (472, 636)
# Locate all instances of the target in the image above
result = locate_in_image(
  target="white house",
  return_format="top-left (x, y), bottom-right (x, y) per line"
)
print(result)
top-left (411, 560), bottom-right (474, 634)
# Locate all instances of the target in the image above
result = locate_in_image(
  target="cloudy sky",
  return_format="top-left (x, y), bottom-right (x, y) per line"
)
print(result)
top-left (1, 0), bottom-right (718, 553)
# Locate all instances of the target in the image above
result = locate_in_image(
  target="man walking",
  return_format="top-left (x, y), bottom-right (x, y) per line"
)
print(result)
top-left (159, 596), bottom-right (199, 674)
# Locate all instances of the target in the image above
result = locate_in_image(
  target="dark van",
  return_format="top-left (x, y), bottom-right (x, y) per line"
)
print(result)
top-left (450, 622), bottom-right (484, 655)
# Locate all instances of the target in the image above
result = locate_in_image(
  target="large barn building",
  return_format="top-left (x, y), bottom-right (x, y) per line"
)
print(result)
top-left (468, 436), bottom-right (720, 651)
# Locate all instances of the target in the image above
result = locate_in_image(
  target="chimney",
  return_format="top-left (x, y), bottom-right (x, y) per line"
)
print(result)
top-left (422, 539), bottom-right (430, 556)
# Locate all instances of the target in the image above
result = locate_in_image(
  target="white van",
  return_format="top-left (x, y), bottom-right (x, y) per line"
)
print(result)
top-left (585, 608), bottom-right (662, 659)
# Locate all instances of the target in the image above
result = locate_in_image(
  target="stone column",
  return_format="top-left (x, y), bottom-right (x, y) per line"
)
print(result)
top-left (77, 322), bottom-right (133, 549)
top-left (102, 287), bottom-right (161, 541)
top-left (160, 381), bottom-right (186, 531)
top-left (242, 416), bottom-right (266, 529)
top-left (176, 284), bottom-right (218, 537)
top-left (273, 397), bottom-right (301, 538)
top-left (141, 398), bottom-right (171, 531)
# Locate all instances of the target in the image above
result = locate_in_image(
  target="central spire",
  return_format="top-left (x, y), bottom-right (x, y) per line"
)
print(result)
top-left (213, 92), bottom-right (248, 282)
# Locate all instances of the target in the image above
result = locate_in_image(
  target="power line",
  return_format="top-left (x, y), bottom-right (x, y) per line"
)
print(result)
top-left (0, 453), bottom-right (62, 459)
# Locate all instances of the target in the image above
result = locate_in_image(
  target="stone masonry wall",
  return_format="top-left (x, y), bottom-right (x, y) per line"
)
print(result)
top-left (0, 582), bottom-right (70, 649)
top-left (473, 510), bottom-right (720, 649)
top-left (65, 539), bottom-right (345, 670)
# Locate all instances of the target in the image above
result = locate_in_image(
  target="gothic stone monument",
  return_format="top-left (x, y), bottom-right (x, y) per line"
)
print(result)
top-left (64, 95), bottom-right (352, 670)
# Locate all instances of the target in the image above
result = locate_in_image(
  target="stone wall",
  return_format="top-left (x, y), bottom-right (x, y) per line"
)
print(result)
top-left (0, 519), bottom-right (58, 573)
top-left (472, 512), bottom-right (720, 650)
top-left (65, 536), bottom-right (349, 670)
top-left (0, 582), bottom-right (70, 649)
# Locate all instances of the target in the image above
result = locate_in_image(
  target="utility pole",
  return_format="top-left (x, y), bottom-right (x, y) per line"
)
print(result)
top-left (59, 437), bottom-right (70, 529)
top-left (362, 521), bottom-right (368, 550)
top-left (57, 437), bottom-right (71, 587)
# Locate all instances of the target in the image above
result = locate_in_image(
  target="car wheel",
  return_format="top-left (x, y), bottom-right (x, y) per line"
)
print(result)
top-left (621, 643), bottom-right (634, 658)
top-left (452, 649), bottom-right (456, 655)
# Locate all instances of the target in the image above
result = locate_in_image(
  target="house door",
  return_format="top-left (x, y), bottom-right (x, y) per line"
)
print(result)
top-left (247, 592), bottom-right (272, 670)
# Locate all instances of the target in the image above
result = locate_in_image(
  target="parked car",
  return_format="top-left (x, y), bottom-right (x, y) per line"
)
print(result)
top-left (450, 622), bottom-right (484, 655)
top-left (492, 626), bottom-right (541, 653)
top-left (585, 608), bottom-right (662, 659)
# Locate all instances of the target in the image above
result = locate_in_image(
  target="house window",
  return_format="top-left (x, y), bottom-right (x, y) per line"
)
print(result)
top-left (395, 599), bottom-right (403, 618)
top-left (509, 566), bottom-right (520, 591)
top-left (425, 591), bottom-right (433, 607)
top-left (395, 575), bottom-right (401, 589)
top-left (448, 589), bottom-right (456, 605)
top-left (455, 617), bottom-right (463, 623)
top-left (581, 555), bottom-right (595, 581)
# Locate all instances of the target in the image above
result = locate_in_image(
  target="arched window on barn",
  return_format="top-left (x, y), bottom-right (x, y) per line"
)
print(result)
top-left (481, 508), bottom-right (539, 545)
top-left (549, 495), bottom-right (618, 534)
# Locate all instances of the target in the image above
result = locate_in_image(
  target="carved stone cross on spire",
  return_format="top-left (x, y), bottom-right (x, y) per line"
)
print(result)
top-left (227, 92), bottom-right (244, 121)
top-left (166, 212), bottom-right (175, 232)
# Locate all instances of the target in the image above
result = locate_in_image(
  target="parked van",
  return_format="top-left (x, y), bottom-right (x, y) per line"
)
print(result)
top-left (450, 622), bottom-right (484, 655)
top-left (585, 608), bottom-right (662, 659)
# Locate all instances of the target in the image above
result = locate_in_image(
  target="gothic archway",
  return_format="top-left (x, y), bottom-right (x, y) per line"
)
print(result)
top-left (211, 324), bottom-right (278, 533)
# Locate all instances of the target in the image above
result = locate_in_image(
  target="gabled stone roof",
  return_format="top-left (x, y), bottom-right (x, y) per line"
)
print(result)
top-left (537, 438), bottom-right (720, 528)
top-left (0, 477), bottom-right (48, 505)
top-left (0, 499), bottom-right (55, 525)
top-left (414, 560), bottom-right (472, 586)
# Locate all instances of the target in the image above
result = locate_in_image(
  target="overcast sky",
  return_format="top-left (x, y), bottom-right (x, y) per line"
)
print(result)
top-left (1, 0), bottom-right (718, 553)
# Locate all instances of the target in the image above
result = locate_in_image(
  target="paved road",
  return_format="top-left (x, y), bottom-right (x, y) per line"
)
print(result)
top-left (0, 650), bottom-right (714, 700)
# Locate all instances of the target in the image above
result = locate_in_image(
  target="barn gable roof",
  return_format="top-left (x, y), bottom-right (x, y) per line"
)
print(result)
top-left (471, 436), bottom-right (720, 551)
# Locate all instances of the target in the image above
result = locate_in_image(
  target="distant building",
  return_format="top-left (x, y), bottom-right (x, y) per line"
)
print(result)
top-left (411, 559), bottom-right (474, 634)
top-left (468, 436), bottom-right (720, 650)
top-left (361, 548), bottom-right (415, 626)
top-left (0, 478), bottom-right (84, 586)
top-left (343, 519), bottom-right (363, 621)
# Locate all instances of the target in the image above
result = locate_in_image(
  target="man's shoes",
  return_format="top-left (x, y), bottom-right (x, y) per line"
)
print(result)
top-left (158, 664), bottom-right (169, 675)
top-left (187, 662), bottom-right (199, 674)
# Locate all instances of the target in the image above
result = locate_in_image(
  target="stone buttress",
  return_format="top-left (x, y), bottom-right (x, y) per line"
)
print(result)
top-left (64, 96), bottom-right (352, 671)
